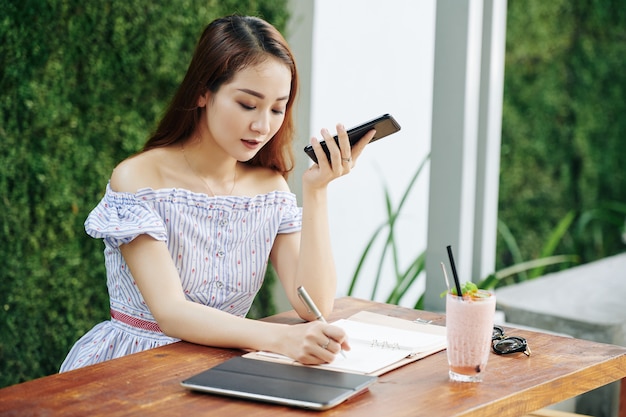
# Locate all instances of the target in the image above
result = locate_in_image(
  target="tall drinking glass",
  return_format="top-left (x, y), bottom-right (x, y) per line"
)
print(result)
top-left (446, 291), bottom-right (496, 382)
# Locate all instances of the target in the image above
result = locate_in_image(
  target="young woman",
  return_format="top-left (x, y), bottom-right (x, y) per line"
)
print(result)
top-left (60, 15), bottom-right (374, 372)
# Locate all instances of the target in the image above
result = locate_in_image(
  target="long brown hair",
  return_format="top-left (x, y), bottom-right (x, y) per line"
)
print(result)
top-left (143, 15), bottom-right (298, 178)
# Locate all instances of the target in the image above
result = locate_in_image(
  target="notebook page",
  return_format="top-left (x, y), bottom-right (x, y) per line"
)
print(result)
top-left (321, 340), bottom-right (414, 374)
top-left (331, 319), bottom-right (445, 352)
top-left (317, 319), bottom-right (444, 374)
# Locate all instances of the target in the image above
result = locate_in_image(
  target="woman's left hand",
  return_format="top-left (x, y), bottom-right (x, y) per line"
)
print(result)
top-left (303, 123), bottom-right (375, 188)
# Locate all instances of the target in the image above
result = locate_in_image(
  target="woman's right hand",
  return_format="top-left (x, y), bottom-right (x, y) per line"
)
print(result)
top-left (276, 320), bottom-right (351, 365)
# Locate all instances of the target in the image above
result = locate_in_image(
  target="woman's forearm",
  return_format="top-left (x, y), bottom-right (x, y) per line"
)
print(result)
top-left (295, 185), bottom-right (337, 317)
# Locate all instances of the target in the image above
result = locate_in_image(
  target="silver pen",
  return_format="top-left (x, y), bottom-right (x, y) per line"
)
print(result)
top-left (297, 286), bottom-right (347, 358)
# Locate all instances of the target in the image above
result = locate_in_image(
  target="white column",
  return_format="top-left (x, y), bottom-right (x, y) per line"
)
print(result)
top-left (473, 0), bottom-right (507, 281)
top-left (424, 0), bottom-right (486, 311)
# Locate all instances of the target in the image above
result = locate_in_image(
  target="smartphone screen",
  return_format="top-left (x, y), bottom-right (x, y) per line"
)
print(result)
top-left (304, 114), bottom-right (401, 164)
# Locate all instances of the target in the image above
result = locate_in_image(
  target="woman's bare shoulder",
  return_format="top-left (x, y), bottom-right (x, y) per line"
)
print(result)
top-left (110, 148), bottom-right (171, 193)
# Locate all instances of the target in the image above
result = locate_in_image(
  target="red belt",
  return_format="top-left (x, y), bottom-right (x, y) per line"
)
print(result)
top-left (111, 309), bottom-right (162, 333)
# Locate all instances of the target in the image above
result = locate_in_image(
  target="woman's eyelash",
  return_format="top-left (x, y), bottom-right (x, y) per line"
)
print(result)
top-left (240, 102), bottom-right (284, 115)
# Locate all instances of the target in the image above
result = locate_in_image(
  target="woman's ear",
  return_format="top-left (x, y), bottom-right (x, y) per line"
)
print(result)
top-left (197, 92), bottom-right (209, 108)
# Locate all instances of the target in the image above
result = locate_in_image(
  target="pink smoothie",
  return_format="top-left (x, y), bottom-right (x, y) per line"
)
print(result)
top-left (446, 291), bottom-right (496, 382)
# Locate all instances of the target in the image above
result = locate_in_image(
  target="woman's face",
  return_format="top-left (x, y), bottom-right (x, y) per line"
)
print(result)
top-left (201, 58), bottom-right (292, 161)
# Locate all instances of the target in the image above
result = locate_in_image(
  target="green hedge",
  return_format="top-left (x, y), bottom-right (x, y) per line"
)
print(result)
top-left (0, 0), bottom-right (288, 388)
top-left (498, 0), bottom-right (626, 270)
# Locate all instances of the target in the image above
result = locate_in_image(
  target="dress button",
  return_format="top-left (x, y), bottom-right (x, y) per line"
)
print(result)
top-left (219, 219), bottom-right (228, 226)
top-left (216, 281), bottom-right (224, 288)
top-left (217, 250), bottom-right (225, 258)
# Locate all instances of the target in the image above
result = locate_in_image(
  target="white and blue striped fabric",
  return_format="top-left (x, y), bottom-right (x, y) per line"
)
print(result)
top-left (59, 182), bottom-right (302, 372)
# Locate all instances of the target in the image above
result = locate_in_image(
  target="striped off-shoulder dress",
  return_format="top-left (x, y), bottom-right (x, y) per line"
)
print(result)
top-left (60, 182), bottom-right (302, 372)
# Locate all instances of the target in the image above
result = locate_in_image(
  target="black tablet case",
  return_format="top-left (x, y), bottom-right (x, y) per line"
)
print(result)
top-left (181, 356), bottom-right (377, 410)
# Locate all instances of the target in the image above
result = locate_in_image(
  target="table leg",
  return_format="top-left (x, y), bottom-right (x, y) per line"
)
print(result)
top-left (619, 378), bottom-right (626, 417)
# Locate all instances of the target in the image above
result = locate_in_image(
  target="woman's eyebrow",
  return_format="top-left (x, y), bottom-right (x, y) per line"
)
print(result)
top-left (238, 88), bottom-right (289, 101)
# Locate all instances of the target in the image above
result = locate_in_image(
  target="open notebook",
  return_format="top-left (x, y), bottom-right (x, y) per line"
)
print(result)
top-left (244, 311), bottom-right (447, 376)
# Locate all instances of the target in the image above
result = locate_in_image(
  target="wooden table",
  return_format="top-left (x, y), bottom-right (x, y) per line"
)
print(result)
top-left (1, 297), bottom-right (625, 417)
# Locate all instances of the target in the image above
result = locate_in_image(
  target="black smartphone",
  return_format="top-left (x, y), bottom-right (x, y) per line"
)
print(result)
top-left (303, 113), bottom-right (401, 164)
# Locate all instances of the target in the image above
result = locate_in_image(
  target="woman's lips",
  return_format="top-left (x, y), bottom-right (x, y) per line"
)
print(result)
top-left (241, 139), bottom-right (262, 150)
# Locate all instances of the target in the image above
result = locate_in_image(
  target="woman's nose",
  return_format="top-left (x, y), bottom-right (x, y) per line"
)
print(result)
top-left (251, 113), bottom-right (271, 135)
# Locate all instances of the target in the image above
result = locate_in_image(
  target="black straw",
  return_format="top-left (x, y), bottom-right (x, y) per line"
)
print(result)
top-left (446, 245), bottom-right (463, 297)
